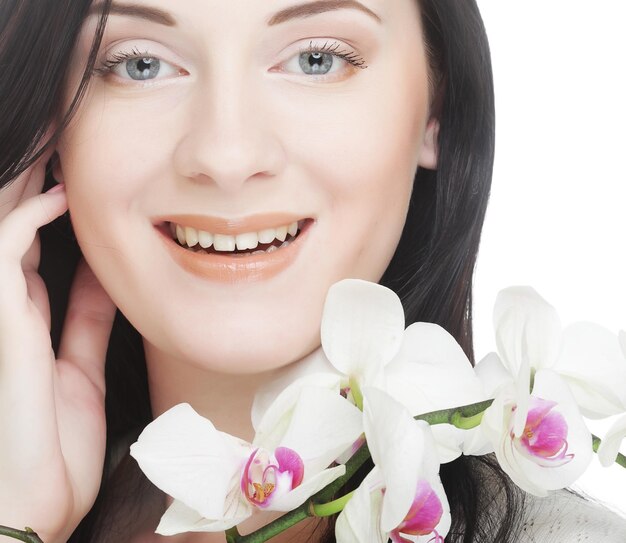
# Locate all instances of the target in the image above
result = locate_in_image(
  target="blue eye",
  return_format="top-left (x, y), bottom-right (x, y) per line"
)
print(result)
top-left (93, 47), bottom-right (180, 82)
top-left (286, 41), bottom-right (368, 78)
top-left (125, 56), bottom-right (161, 81)
top-left (299, 51), bottom-right (334, 75)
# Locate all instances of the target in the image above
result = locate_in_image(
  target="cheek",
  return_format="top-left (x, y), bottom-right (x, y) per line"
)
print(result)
top-left (58, 93), bottom-right (174, 240)
top-left (278, 66), bottom-right (428, 281)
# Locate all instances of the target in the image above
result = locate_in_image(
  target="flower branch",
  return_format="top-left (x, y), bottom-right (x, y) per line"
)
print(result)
top-left (415, 399), bottom-right (494, 429)
top-left (0, 526), bottom-right (44, 543)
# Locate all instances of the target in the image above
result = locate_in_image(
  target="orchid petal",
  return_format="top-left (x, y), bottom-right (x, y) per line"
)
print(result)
top-left (387, 322), bottom-right (472, 374)
top-left (493, 287), bottom-right (561, 375)
top-left (480, 388), bottom-right (508, 447)
top-left (559, 377), bottom-right (624, 420)
top-left (335, 469), bottom-right (386, 543)
top-left (156, 497), bottom-right (250, 535)
top-left (275, 447), bottom-right (305, 488)
top-left (362, 388), bottom-right (425, 533)
top-left (460, 425), bottom-right (494, 457)
top-left (598, 414), bottom-right (626, 467)
top-left (482, 390), bottom-right (549, 497)
top-left (386, 323), bottom-right (487, 416)
top-left (430, 425), bottom-right (493, 463)
top-left (268, 464), bottom-right (346, 511)
top-left (511, 354), bottom-right (532, 439)
top-left (422, 476), bottom-right (451, 542)
top-left (130, 403), bottom-right (248, 520)
top-left (252, 373), bottom-right (343, 451)
top-left (260, 386), bottom-right (363, 474)
top-left (392, 477), bottom-right (451, 543)
top-left (474, 352), bottom-right (513, 398)
top-left (251, 347), bottom-right (341, 431)
top-left (428, 425), bottom-right (464, 464)
top-left (321, 279), bottom-right (405, 381)
top-left (551, 322), bottom-right (626, 418)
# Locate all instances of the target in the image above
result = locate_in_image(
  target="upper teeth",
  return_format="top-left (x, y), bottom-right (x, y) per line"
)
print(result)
top-left (170, 220), bottom-right (301, 251)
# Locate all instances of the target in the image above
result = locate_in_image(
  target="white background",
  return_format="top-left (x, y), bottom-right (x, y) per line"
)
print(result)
top-left (474, 1), bottom-right (626, 515)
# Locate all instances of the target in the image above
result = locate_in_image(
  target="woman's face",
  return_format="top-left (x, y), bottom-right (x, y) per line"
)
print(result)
top-left (56, 0), bottom-right (436, 374)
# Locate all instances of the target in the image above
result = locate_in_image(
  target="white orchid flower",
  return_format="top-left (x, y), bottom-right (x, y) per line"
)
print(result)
top-left (488, 287), bottom-right (626, 419)
top-left (130, 385), bottom-right (363, 535)
top-left (253, 279), bottom-right (488, 463)
top-left (479, 363), bottom-right (592, 496)
top-left (336, 388), bottom-right (451, 543)
top-left (475, 287), bottom-right (601, 496)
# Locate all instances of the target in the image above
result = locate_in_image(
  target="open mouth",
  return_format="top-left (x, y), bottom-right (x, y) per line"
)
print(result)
top-left (156, 218), bottom-right (314, 259)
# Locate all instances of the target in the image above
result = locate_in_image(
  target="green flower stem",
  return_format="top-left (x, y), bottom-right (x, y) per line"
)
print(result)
top-left (225, 526), bottom-right (241, 543)
top-left (592, 434), bottom-right (626, 469)
top-left (236, 506), bottom-right (310, 543)
top-left (0, 526), bottom-right (44, 543)
top-left (416, 399), bottom-right (494, 429)
top-left (450, 410), bottom-right (485, 430)
top-left (311, 491), bottom-right (355, 517)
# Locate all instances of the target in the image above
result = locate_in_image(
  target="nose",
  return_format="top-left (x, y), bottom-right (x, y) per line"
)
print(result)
top-left (173, 72), bottom-right (286, 193)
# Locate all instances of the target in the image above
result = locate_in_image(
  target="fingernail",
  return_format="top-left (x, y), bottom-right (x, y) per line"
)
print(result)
top-left (46, 183), bottom-right (65, 194)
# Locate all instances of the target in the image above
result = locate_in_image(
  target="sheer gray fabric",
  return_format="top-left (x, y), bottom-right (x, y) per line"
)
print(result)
top-left (519, 490), bottom-right (626, 543)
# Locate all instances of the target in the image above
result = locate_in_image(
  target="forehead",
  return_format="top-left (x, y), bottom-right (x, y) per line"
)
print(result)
top-left (91, 0), bottom-right (385, 26)
top-left (85, 0), bottom-right (424, 35)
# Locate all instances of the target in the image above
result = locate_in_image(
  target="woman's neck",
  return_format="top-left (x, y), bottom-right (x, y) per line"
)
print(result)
top-left (142, 339), bottom-right (328, 446)
top-left (135, 340), bottom-right (330, 542)
top-left (146, 345), bottom-right (263, 442)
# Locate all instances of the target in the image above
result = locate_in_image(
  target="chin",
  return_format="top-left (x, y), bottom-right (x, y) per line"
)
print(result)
top-left (152, 321), bottom-right (321, 376)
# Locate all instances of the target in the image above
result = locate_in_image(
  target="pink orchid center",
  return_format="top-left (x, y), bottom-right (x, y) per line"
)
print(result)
top-left (390, 479), bottom-right (444, 543)
top-left (241, 446), bottom-right (304, 508)
top-left (515, 396), bottom-right (573, 465)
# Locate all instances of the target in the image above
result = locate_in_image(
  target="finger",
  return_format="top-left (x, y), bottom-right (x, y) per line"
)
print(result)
top-left (0, 186), bottom-right (67, 324)
top-left (58, 257), bottom-right (117, 396)
top-left (0, 185), bottom-right (67, 260)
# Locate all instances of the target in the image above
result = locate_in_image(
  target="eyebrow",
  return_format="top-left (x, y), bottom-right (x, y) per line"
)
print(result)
top-left (88, 2), bottom-right (177, 27)
top-left (88, 1), bottom-right (381, 28)
top-left (267, 1), bottom-right (382, 26)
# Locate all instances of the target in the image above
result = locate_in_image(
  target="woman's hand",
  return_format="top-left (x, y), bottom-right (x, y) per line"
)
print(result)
top-left (0, 139), bottom-right (117, 542)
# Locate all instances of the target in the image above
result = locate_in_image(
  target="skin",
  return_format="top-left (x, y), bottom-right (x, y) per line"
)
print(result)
top-left (53, 0), bottom-right (437, 539)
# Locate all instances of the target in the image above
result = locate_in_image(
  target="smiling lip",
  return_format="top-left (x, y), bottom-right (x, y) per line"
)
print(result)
top-left (153, 213), bottom-right (307, 235)
top-left (154, 216), bottom-right (314, 283)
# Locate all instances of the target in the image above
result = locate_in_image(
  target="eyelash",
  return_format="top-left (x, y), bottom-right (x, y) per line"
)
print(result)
top-left (92, 46), bottom-right (159, 77)
top-left (91, 40), bottom-right (368, 80)
top-left (301, 40), bottom-right (368, 70)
